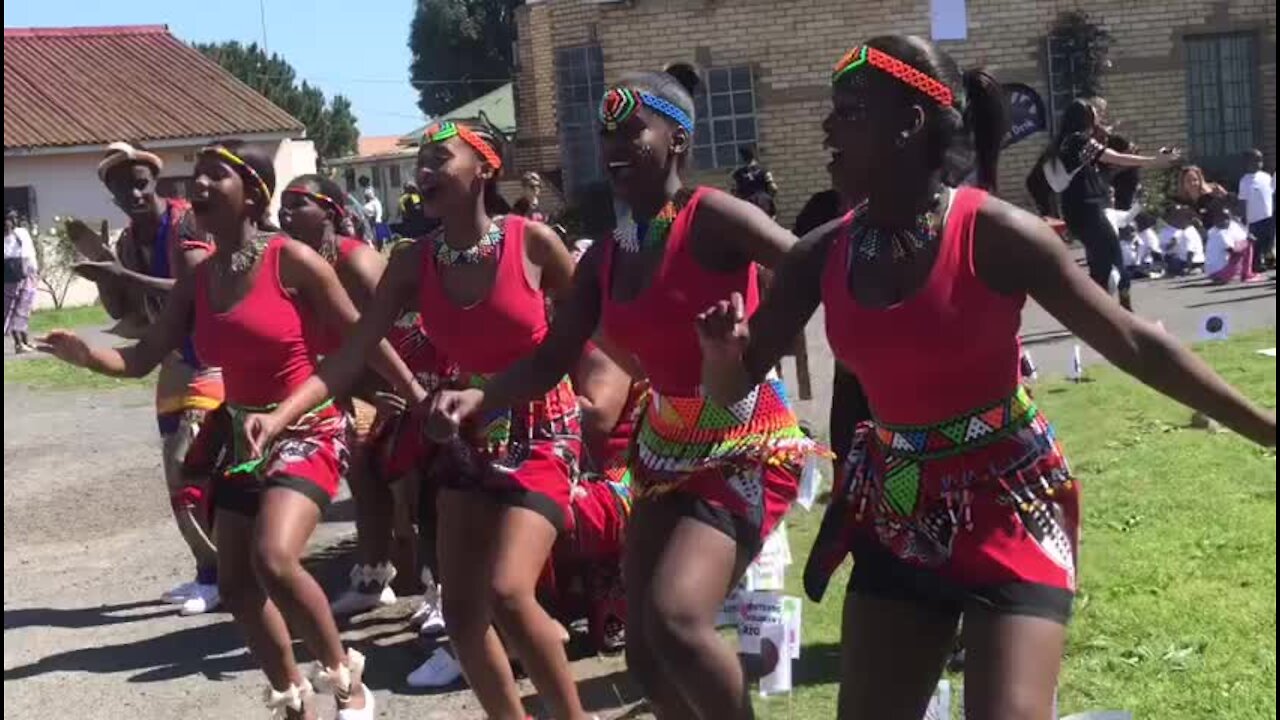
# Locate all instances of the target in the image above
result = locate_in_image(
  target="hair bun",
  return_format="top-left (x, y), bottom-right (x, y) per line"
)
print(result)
top-left (663, 62), bottom-right (701, 95)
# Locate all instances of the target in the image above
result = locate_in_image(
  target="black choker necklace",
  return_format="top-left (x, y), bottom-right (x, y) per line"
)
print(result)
top-left (851, 190), bottom-right (948, 262)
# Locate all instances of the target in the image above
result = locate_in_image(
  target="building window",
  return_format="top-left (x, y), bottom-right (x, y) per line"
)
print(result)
top-left (693, 66), bottom-right (758, 169)
top-left (1185, 33), bottom-right (1258, 177)
top-left (555, 45), bottom-right (606, 197)
top-left (389, 164), bottom-right (403, 189)
top-left (1044, 35), bottom-right (1091, 132)
top-left (4, 186), bottom-right (36, 223)
top-left (344, 169), bottom-right (357, 193)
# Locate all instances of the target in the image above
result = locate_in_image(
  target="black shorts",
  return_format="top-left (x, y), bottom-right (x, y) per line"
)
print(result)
top-left (847, 541), bottom-right (1074, 625)
top-left (640, 491), bottom-right (765, 558)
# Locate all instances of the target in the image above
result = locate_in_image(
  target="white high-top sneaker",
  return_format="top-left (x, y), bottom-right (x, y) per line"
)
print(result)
top-left (330, 563), bottom-right (397, 616)
top-left (406, 647), bottom-right (463, 688)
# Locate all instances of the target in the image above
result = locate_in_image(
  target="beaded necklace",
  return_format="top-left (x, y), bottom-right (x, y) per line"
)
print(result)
top-left (851, 189), bottom-right (948, 262)
top-left (612, 191), bottom-right (690, 253)
top-left (434, 216), bottom-right (504, 265)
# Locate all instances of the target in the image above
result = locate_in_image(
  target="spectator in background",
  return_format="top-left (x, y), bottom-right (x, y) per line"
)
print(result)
top-left (1175, 164), bottom-right (1228, 230)
top-left (1238, 149), bottom-right (1275, 273)
top-left (1131, 211), bottom-right (1163, 278)
top-left (731, 145), bottom-right (779, 220)
top-left (512, 171), bottom-right (548, 223)
top-left (362, 187), bottom-right (390, 249)
top-left (1160, 204), bottom-right (1205, 276)
top-left (396, 182), bottom-right (431, 238)
top-left (1050, 98), bottom-right (1179, 311)
top-left (3, 210), bottom-right (39, 353)
top-left (1204, 198), bottom-right (1264, 285)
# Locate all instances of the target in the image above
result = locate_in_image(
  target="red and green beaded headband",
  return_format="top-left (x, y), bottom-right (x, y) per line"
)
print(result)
top-left (422, 121), bottom-right (503, 171)
top-left (200, 146), bottom-right (273, 205)
top-left (832, 45), bottom-right (955, 108)
top-left (283, 186), bottom-right (345, 219)
top-left (598, 87), bottom-right (695, 132)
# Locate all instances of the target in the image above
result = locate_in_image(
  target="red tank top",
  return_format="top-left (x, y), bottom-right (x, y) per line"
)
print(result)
top-left (194, 236), bottom-right (317, 407)
top-left (821, 188), bottom-right (1024, 425)
top-left (303, 237), bottom-right (367, 356)
top-left (600, 187), bottom-right (759, 396)
top-left (418, 215), bottom-right (548, 374)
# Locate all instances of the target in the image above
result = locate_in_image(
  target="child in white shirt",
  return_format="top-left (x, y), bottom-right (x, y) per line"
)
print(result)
top-left (1205, 201), bottom-right (1263, 284)
top-left (1159, 205), bottom-right (1204, 276)
top-left (1237, 149), bottom-right (1274, 273)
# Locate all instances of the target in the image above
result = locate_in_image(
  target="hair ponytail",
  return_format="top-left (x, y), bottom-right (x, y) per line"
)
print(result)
top-left (961, 68), bottom-right (1009, 192)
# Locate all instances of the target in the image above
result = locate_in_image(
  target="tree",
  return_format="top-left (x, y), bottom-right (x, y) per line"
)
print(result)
top-left (408, 0), bottom-right (520, 117)
top-left (195, 41), bottom-right (359, 159)
top-left (30, 219), bottom-right (80, 310)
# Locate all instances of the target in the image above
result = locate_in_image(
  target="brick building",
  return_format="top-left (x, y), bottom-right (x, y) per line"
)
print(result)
top-left (511, 0), bottom-right (1276, 226)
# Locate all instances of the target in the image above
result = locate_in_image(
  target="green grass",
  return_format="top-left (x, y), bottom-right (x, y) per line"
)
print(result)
top-left (27, 303), bottom-right (110, 335)
top-left (3, 357), bottom-right (151, 391)
top-left (753, 330), bottom-right (1277, 719)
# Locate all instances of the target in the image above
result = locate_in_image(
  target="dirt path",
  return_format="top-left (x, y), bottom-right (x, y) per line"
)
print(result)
top-left (2, 384), bottom-right (643, 719)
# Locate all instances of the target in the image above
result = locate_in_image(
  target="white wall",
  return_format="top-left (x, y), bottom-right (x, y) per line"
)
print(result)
top-left (4, 136), bottom-right (315, 309)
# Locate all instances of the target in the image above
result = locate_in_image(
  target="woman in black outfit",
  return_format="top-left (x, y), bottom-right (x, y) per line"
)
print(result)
top-left (1053, 99), bottom-right (1179, 310)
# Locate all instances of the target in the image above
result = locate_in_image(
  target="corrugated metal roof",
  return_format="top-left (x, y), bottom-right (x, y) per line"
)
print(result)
top-left (4, 25), bottom-right (305, 151)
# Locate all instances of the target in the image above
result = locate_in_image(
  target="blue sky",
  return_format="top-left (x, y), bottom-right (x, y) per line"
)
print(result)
top-left (4, 0), bottom-right (425, 137)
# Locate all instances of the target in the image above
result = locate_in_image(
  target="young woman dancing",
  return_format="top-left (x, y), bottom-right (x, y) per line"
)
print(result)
top-left (41, 141), bottom-right (424, 719)
top-left (279, 174), bottom-right (407, 615)
top-left (69, 142), bottom-right (226, 615)
top-left (426, 66), bottom-right (822, 720)
top-left (242, 120), bottom-right (595, 720)
top-left (694, 35), bottom-right (1277, 719)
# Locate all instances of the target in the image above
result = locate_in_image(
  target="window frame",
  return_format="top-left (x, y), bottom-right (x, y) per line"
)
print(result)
top-left (692, 64), bottom-right (760, 170)
top-left (1183, 32), bottom-right (1261, 179)
top-left (554, 44), bottom-right (607, 198)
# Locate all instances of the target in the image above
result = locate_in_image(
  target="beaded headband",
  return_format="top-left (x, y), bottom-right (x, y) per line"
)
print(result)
top-left (201, 146), bottom-right (272, 205)
top-left (598, 87), bottom-right (695, 133)
top-left (283, 186), bottom-right (345, 219)
top-left (832, 45), bottom-right (954, 108)
top-left (423, 121), bottom-right (503, 171)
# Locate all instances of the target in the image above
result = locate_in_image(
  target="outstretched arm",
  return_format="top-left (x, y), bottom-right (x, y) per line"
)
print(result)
top-left (263, 241), bottom-right (424, 436)
top-left (976, 198), bottom-right (1275, 446)
top-left (696, 221), bottom-right (838, 406)
top-left (38, 271), bottom-right (193, 377)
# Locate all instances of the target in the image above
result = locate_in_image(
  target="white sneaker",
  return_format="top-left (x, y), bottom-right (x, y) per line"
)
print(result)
top-left (411, 599), bottom-right (446, 637)
top-left (179, 583), bottom-right (221, 616)
top-left (162, 580), bottom-right (197, 604)
top-left (406, 648), bottom-right (464, 688)
top-left (331, 586), bottom-right (396, 616)
top-left (336, 684), bottom-right (375, 720)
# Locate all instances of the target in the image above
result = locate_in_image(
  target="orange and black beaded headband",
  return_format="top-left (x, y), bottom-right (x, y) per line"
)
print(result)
top-left (422, 121), bottom-right (503, 171)
top-left (200, 145), bottom-right (273, 204)
top-left (832, 45), bottom-right (954, 108)
top-left (283, 186), bottom-right (345, 218)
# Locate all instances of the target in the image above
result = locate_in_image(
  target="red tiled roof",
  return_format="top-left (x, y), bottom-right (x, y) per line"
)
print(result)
top-left (4, 25), bottom-right (305, 151)
top-left (356, 135), bottom-right (405, 158)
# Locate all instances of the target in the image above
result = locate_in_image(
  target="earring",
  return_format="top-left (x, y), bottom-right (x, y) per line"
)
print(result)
top-left (895, 132), bottom-right (909, 148)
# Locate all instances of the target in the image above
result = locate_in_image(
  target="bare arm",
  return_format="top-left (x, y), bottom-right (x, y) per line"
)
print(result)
top-left (976, 198), bottom-right (1275, 446)
top-left (1098, 148), bottom-right (1178, 169)
top-left (272, 241), bottom-right (424, 426)
top-left (693, 188), bottom-right (796, 269)
top-left (524, 220), bottom-right (577, 296)
top-left (697, 221), bottom-right (838, 405)
top-left (335, 243), bottom-right (387, 311)
top-left (38, 271), bottom-right (193, 378)
top-left (573, 344), bottom-right (633, 465)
